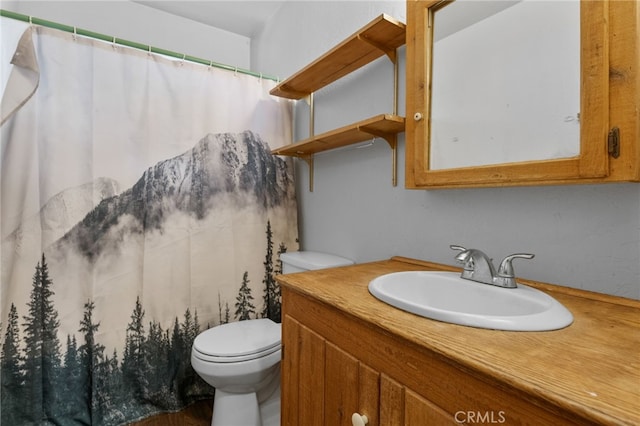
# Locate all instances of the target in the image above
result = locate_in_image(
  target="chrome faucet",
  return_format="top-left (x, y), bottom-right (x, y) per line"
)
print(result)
top-left (450, 245), bottom-right (534, 288)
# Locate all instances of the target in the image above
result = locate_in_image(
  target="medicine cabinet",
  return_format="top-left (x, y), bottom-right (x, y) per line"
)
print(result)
top-left (405, 0), bottom-right (639, 189)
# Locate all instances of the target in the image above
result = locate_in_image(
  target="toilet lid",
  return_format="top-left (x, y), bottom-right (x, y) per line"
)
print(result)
top-left (193, 318), bottom-right (281, 360)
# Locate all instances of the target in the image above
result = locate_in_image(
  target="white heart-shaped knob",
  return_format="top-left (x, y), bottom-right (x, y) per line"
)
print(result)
top-left (352, 412), bottom-right (369, 426)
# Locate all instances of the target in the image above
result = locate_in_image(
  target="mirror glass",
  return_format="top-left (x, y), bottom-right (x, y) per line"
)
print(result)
top-left (429, 0), bottom-right (581, 170)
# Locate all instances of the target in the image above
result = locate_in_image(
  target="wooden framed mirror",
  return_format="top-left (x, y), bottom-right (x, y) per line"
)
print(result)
top-left (405, 0), bottom-right (639, 189)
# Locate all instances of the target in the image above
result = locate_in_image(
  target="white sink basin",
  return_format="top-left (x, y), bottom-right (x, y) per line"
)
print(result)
top-left (368, 271), bottom-right (573, 331)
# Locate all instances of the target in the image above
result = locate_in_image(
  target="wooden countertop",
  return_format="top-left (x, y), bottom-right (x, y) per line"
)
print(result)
top-left (276, 256), bottom-right (640, 425)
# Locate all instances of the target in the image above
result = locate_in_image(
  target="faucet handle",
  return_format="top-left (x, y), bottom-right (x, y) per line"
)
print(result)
top-left (450, 245), bottom-right (474, 271)
top-left (497, 253), bottom-right (535, 277)
top-left (450, 245), bottom-right (467, 254)
top-left (450, 245), bottom-right (469, 262)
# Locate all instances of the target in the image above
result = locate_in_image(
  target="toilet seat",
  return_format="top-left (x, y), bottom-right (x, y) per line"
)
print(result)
top-left (193, 318), bottom-right (281, 363)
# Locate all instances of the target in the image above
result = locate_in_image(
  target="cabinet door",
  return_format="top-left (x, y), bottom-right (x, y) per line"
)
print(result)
top-left (380, 374), bottom-right (458, 425)
top-left (405, 388), bottom-right (460, 425)
top-left (282, 315), bottom-right (325, 426)
top-left (282, 315), bottom-right (380, 426)
top-left (325, 342), bottom-right (380, 426)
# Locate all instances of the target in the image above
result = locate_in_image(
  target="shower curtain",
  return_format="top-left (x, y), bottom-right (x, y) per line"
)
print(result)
top-left (0, 19), bottom-right (298, 425)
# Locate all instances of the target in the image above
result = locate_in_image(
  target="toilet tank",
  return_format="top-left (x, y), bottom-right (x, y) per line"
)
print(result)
top-left (280, 251), bottom-right (354, 274)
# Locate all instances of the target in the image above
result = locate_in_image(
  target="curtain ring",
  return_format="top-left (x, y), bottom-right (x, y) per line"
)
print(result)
top-left (234, 66), bottom-right (238, 77)
top-left (112, 36), bottom-right (117, 49)
top-left (72, 26), bottom-right (77, 41)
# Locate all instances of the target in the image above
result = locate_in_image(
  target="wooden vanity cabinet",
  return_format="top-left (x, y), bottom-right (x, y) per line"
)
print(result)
top-left (281, 301), bottom-right (455, 426)
top-left (281, 317), bottom-right (380, 426)
top-left (281, 285), bottom-right (585, 426)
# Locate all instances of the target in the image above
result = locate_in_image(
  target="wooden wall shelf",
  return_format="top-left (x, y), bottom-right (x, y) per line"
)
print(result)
top-left (272, 114), bottom-right (405, 157)
top-left (270, 14), bottom-right (406, 191)
top-left (270, 14), bottom-right (406, 100)
top-left (273, 114), bottom-right (405, 189)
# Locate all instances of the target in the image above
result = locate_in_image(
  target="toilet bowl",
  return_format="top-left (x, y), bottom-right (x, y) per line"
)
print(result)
top-left (191, 318), bottom-right (282, 426)
top-left (192, 251), bottom-right (353, 425)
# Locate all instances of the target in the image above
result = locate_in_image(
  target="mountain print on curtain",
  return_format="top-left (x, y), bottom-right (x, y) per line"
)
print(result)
top-left (2, 131), bottom-right (296, 425)
top-left (1, 22), bottom-right (297, 426)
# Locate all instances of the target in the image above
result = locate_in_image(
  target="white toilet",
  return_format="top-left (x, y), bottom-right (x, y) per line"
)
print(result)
top-left (191, 251), bottom-right (354, 426)
top-left (279, 251), bottom-right (355, 274)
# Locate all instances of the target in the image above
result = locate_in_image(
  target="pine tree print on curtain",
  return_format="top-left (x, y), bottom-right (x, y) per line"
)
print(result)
top-left (0, 21), bottom-right (297, 425)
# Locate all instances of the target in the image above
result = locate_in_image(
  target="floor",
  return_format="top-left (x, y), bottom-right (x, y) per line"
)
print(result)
top-left (127, 399), bottom-right (213, 426)
top-left (126, 394), bottom-right (280, 426)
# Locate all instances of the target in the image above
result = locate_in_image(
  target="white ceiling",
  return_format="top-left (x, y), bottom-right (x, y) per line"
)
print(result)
top-left (133, 1), bottom-right (288, 38)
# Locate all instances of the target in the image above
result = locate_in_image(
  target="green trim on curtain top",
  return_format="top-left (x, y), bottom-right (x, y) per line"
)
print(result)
top-left (0, 8), bottom-right (280, 82)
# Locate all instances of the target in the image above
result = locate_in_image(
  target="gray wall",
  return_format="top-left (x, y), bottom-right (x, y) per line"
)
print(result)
top-left (253, 1), bottom-right (640, 299)
top-left (1, 1), bottom-right (251, 68)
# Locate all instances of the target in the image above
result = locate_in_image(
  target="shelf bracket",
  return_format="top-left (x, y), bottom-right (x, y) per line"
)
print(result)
top-left (393, 53), bottom-right (399, 115)
top-left (302, 93), bottom-right (313, 106)
top-left (359, 128), bottom-right (398, 187)
top-left (307, 92), bottom-right (315, 138)
top-left (296, 154), bottom-right (315, 192)
top-left (357, 35), bottom-right (397, 63)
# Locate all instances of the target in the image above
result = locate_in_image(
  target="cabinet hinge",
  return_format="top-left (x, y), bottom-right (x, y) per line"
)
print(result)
top-left (608, 127), bottom-right (620, 158)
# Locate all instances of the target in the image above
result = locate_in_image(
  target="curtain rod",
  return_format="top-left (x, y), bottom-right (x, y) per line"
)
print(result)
top-left (0, 9), bottom-right (280, 83)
